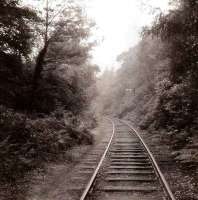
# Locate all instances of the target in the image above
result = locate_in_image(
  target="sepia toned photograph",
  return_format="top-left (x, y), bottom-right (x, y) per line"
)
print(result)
top-left (0, 0), bottom-right (197, 199)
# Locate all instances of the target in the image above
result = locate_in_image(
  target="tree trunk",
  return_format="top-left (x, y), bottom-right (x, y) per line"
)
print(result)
top-left (29, 41), bottom-right (49, 111)
top-left (33, 42), bottom-right (49, 88)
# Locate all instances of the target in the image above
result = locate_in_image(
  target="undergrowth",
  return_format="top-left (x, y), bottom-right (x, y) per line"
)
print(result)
top-left (0, 105), bottom-right (94, 182)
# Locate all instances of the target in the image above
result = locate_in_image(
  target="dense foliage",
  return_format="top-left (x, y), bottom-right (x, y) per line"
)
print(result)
top-left (0, 0), bottom-right (39, 57)
top-left (0, 0), bottom-right (97, 182)
top-left (0, 106), bottom-right (93, 181)
top-left (145, 0), bottom-right (198, 130)
top-left (32, 6), bottom-right (96, 113)
top-left (0, 0), bottom-right (38, 108)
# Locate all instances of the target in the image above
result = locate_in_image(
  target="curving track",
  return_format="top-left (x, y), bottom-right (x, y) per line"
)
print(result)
top-left (68, 118), bottom-right (175, 200)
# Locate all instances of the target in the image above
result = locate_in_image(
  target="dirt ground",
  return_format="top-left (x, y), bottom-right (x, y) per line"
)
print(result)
top-left (25, 119), bottom-right (111, 200)
top-left (0, 144), bottom-right (92, 200)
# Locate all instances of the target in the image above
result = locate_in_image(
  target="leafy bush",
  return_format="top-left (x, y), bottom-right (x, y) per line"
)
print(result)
top-left (0, 106), bottom-right (93, 181)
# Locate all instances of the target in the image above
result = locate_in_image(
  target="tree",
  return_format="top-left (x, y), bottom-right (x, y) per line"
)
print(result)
top-left (30, 4), bottom-right (96, 113)
top-left (144, 0), bottom-right (198, 129)
top-left (30, 0), bottom-right (87, 108)
top-left (0, 0), bottom-right (39, 109)
top-left (0, 0), bottom-right (39, 57)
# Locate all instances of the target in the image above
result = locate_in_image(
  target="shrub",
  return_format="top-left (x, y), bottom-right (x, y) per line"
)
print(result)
top-left (0, 105), bottom-right (93, 181)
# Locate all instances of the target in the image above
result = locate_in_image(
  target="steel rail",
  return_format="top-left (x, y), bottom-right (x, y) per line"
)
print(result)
top-left (79, 118), bottom-right (115, 200)
top-left (120, 119), bottom-right (176, 200)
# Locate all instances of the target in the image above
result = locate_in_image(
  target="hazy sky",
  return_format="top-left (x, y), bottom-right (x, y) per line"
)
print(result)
top-left (25, 0), bottom-right (170, 71)
top-left (85, 0), bottom-right (170, 71)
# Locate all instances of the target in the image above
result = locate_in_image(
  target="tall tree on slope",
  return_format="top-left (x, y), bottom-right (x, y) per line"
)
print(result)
top-left (145, 0), bottom-right (198, 129)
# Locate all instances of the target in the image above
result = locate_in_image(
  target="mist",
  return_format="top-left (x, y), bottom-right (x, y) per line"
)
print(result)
top-left (0, 0), bottom-right (197, 200)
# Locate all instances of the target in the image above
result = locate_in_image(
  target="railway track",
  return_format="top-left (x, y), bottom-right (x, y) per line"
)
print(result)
top-left (67, 118), bottom-right (175, 200)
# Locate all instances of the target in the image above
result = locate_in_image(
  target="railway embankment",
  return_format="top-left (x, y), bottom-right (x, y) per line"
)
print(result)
top-left (134, 126), bottom-right (198, 200)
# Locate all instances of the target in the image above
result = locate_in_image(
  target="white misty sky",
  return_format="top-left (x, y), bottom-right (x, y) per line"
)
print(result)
top-left (24, 0), bottom-right (170, 71)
